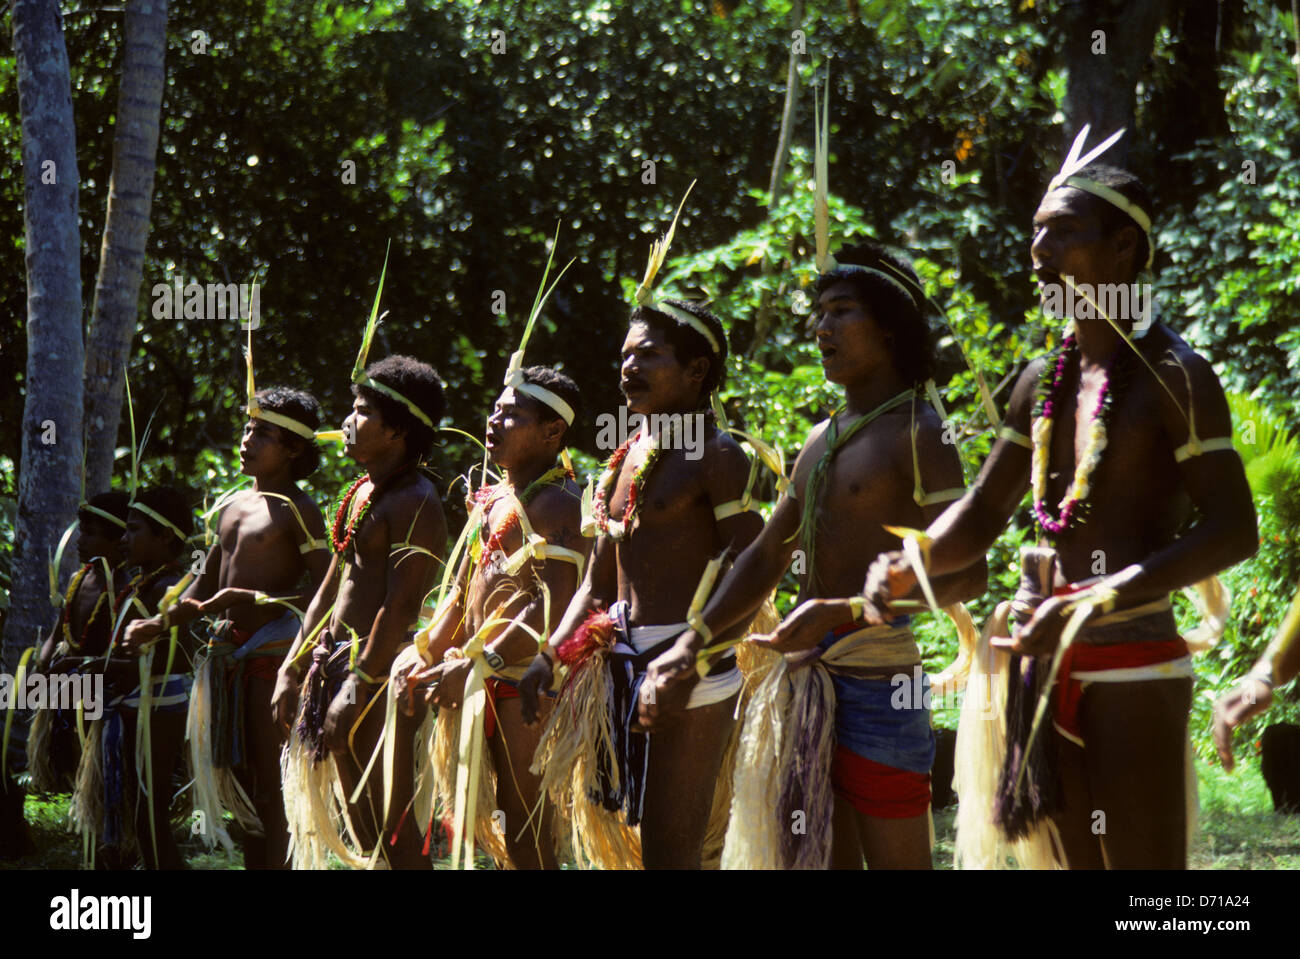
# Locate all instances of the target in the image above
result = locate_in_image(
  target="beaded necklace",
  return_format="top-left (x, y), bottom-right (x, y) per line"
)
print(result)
top-left (471, 463), bottom-right (573, 569)
top-left (330, 474), bottom-right (374, 554)
top-left (329, 464), bottom-right (419, 555)
top-left (1030, 334), bottom-right (1123, 536)
top-left (592, 429), bottom-right (664, 541)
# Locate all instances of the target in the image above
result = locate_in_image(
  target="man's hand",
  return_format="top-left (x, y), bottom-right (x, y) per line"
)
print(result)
top-left (425, 658), bottom-right (473, 710)
top-left (750, 598), bottom-right (846, 653)
top-left (518, 653), bottom-right (554, 728)
top-left (862, 550), bottom-right (917, 624)
top-left (322, 677), bottom-right (364, 754)
top-left (392, 644), bottom-right (431, 717)
top-left (121, 617), bottom-right (165, 654)
top-left (636, 637), bottom-right (700, 731)
top-left (271, 667), bottom-right (302, 734)
top-left (1213, 678), bottom-right (1273, 771)
top-left (992, 594), bottom-right (1071, 656)
top-left (197, 588), bottom-right (254, 616)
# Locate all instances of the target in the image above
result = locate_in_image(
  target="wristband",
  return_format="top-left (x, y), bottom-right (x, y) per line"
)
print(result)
top-left (1248, 661), bottom-right (1276, 689)
top-left (686, 610), bottom-right (714, 648)
top-left (848, 596), bottom-right (866, 622)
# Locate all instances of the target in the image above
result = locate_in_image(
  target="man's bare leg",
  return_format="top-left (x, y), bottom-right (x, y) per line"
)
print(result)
top-left (1052, 736), bottom-right (1105, 869)
top-left (489, 697), bottom-right (556, 869)
top-left (385, 703), bottom-right (431, 868)
top-left (639, 694), bottom-right (737, 869)
top-left (331, 684), bottom-right (390, 855)
top-left (830, 794), bottom-right (864, 869)
top-left (126, 709), bottom-right (187, 870)
top-left (858, 810), bottom-right (931, 869)
top-left (1082, 678), bottom-right (1192, 869)
top-left (242, 675), bottom-right (289, 869)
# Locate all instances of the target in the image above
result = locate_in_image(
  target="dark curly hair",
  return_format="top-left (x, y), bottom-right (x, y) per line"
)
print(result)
top-left (131, 486), bottom-right (194, 553)
top-left (78, 490), bottom-right (130, 532)
top-left (629, 298), bottom-right (729, 408)
top-left (255, 385), bottom-right (322, 479)
top-left (816, 242), bottom-right (935, 386)
top-left (518, 365), bottom-right (583, 446)
top-left (1064, 162), bottom-right (1153, 280)
top-left (353, 354), bottom-right (446, 461)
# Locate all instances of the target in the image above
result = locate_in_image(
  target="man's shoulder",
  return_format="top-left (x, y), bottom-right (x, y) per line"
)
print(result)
top-left (527, 480), bottom-right (583, 527)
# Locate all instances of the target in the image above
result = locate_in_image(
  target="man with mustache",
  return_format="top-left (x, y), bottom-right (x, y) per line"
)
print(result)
top-left (863, 154), bottom-right (1257, 868)
top-left (519, 298), bottom-right (762, 869)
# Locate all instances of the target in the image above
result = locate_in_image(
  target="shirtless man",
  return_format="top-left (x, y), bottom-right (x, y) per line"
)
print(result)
top-left (112, 486), bottom-right (194, 869)
top-left (390, 365), bottom-right (587, 869)
top-left (29, 492), bottom-right (130, 792)
top-left (637, 243), bottom-right (986, 869)
top-left (124, 387), bottom-right (329, 868)
top-left (271, 355), bottom-right (447, 861)
top-left (863, 160), bottom-right (1257, 868)
top-left (518, 299), bottom-right (762, 870)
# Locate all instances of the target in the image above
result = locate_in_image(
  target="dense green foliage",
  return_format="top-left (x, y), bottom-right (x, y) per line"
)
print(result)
top-left (3, 0), bottom-right (1297, 758)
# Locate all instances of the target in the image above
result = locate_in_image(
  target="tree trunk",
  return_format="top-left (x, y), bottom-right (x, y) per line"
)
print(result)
top-left (1062, 0), bottom-right (1168, 158)
top-left (5, 0), bottom-right (84, 754)
top-left (82, 0), bottom-right (170, 495)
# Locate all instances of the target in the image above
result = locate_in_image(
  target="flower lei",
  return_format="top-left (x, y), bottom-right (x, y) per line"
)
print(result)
top-left (60, 562), bottom-right (95, 650)
top-left (330, 473), bottom-right (374, 555)
top-left (1030, 334), bottom-right (1119, 536)
top-left (592, 431), bottom-right (663, 541)
top-left (470, 463), bottom-right (573, 569)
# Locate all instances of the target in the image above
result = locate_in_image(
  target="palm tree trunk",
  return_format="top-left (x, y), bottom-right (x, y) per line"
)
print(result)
top-left (83, 0), bottom-right (170, 494)
top-left (4, 0), bottom-right (84, 772)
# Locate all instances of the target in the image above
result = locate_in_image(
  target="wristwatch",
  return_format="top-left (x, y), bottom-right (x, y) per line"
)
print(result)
top-left (484, 648), bottom-right (505, 672)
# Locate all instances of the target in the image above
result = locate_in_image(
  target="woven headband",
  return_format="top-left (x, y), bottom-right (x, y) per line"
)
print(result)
top-left (631, 182), bottom-right (721, 357)
top-left (79, 503), bottom-right (127, 530)
top-left (1048, 125), bottom-right (1154, 270)
top-left (649, 301), bottom-right (721, 356)
top-left (819, 259), bottom-right (918, 309)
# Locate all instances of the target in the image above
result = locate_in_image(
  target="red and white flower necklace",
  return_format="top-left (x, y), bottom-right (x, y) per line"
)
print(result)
top-left (1031, 333), bottom-right (1121, 536)
top-left (592, 428), bottom-right (664, 541)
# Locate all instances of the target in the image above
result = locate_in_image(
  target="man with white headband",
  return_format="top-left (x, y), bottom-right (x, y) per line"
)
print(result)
top-left (123, 385), bottom-right (329, 868)
top-left (518, 193), bottom-right (764, 868)
top-left (861, 126), bottom-right (1258, 868)
top-left (388, 363), bottom-right (587, 868)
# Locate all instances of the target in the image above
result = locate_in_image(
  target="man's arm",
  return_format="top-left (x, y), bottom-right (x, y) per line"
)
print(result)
top-left (862, 361), bottom-right (1040, 615)
top-left (894, 411), bottom-right (988, 607)
top-left (353, 491), bottom-right (446, 679)
top-left (519, 527), bottom-right (616, 726)
top-left (1094, 351), bottom-right (1257, 607)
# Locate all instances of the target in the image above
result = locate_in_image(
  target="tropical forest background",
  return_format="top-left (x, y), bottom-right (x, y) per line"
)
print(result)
top-left (2, 0), bottom-right (1299, 865)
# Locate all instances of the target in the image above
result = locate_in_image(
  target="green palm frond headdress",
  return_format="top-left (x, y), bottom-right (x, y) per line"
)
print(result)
top-left (812, 69), bottom-right (914, 304)
top-left (349, 244), bottom-right (437, 431)
top-left (502, 225), bottom-right (577, 425)
top-left (245, 321), bottom-right (341, 444)
top-left (631, 180), bottom-right (720, 356)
